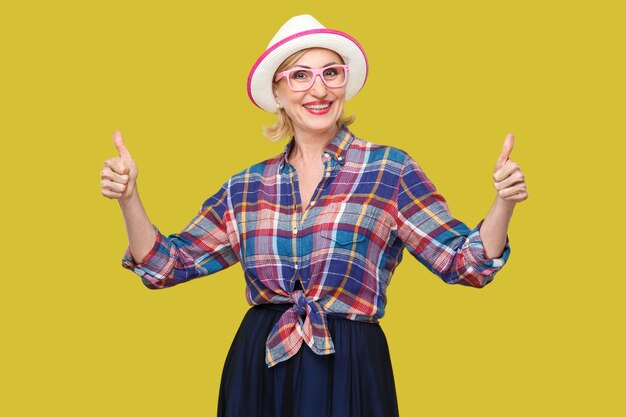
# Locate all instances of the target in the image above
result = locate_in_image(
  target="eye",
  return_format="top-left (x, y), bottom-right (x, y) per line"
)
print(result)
top-left (291, 70), bottom-right (311, 81)
top-left (323, 67), bottom-right (341, 79)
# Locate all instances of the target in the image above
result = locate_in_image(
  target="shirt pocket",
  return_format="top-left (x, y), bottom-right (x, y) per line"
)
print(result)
top-left (318, 201), bottom-right (376, 246)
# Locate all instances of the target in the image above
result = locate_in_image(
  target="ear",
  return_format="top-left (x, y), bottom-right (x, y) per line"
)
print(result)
top-left (273, 89), bottom-right (281, 108)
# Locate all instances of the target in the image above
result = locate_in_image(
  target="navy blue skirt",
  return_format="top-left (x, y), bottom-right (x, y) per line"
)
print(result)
top-left (217, 300), bottom-right (399, 417)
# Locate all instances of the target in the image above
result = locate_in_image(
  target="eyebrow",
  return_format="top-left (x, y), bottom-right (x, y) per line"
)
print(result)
top-left (292, 62), bottom-right (341, 69)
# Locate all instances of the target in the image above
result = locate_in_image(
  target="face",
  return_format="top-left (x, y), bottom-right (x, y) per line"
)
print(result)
top-left (274, 48), bottom-right (347, 138)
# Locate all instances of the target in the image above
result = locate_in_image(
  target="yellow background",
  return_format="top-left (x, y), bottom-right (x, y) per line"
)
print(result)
top-left (1, 1), bottom-right (624, 415)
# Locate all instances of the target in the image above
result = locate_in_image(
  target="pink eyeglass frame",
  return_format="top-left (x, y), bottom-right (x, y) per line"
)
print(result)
top-left (274, 64), bottom-right (350, 91)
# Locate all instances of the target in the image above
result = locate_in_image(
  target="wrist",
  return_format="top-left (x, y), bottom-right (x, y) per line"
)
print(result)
top-left (494, 194), bottom-right (517, 212)
top-left (118, 186), bottom-right (140, 207)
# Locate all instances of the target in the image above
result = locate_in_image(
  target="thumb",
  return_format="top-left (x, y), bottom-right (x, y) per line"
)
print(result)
top-left (496, 133), bottom-right (515, 168)
top-left (112, 130), bottom-right (132, 160)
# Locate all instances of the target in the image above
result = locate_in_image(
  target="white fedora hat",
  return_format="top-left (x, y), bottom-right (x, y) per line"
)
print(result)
top-left (247, 14), bottom-right (368, 113)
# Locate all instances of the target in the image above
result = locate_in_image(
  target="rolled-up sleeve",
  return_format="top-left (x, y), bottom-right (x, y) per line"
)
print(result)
top-left (395, 155), bottom-right (510, 288)
top-left (121, 181), bottom-right (239, 289)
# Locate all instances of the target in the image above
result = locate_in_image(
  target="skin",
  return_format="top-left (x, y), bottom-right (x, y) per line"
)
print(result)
top-left (481, 134), bottom-right (527, 258)
top-left (274, 48), bottom-right (346, 145)
top-left (273, 48), bottom-right (348, 208)
top-left (101, 131), bottom-right (155, 263)
top-left (101, 48), bottom-right (527, 263)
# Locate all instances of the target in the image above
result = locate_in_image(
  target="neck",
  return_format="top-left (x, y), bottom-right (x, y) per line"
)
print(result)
top-left (289, 124), bottom-right (340, 162)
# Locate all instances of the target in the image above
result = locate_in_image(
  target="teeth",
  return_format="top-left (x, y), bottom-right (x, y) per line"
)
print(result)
top-left (304, 103), bottom-right (330, 110)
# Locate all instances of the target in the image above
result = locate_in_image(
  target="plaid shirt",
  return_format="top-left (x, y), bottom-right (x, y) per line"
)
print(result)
top-left (122, 125), bottom-right (510, 367)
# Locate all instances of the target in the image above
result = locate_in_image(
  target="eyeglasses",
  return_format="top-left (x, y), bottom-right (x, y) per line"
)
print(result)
top-left (274, 64), bottom-right (349, 92)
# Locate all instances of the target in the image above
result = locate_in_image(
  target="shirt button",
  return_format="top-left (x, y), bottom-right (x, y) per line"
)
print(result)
top-left (337, 156), bottom-right (344, 161)
top-left (325, 172), bottom-right (330, 178)
top-left (292, 227), bottom-right (298, 235)
top-left (294, 264), bottom-right (299, 270)
top-left (323, 152), bottom-right (330, 158)
top-left (310, 200), bottom-right (315, 206)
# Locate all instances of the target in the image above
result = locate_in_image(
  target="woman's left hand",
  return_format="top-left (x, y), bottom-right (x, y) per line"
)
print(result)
top-left (493, 133), bottom-right (528, 204)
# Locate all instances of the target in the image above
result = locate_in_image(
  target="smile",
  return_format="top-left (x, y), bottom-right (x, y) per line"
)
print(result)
top-left (303, 101), bottom-right (332, 114)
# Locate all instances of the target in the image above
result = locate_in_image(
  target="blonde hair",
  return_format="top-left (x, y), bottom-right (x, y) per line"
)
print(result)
top-left (262, 49), bottom-right (355, 141)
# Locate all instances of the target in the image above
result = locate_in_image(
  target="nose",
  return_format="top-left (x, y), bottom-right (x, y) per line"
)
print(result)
top-left (308, 74), bottom-right (328, 97)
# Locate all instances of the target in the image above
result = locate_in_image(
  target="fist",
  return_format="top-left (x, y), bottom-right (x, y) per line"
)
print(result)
top-left (493, 133), bottom-right (528, 203)
top-left (100, 130), bottom-right (138, 200)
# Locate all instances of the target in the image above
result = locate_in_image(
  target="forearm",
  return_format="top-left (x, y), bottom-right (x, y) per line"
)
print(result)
top-left (118, 187), bottom-right (157, 263)
top-left (479, 196), bottom-right (516, 259)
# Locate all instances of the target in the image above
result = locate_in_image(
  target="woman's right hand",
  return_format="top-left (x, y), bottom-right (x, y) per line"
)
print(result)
top-left (101, 130), bottom-right (138, 200)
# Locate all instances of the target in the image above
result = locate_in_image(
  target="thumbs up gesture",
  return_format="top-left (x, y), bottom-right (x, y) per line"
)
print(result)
top-left (100, 130), bottom-right (138, 200)
top-left (493, 133), bottom-right (528, 203)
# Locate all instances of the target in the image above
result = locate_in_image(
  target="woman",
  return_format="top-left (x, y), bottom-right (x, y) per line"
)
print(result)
top-left (101, 14), bottom-right (527, 417)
